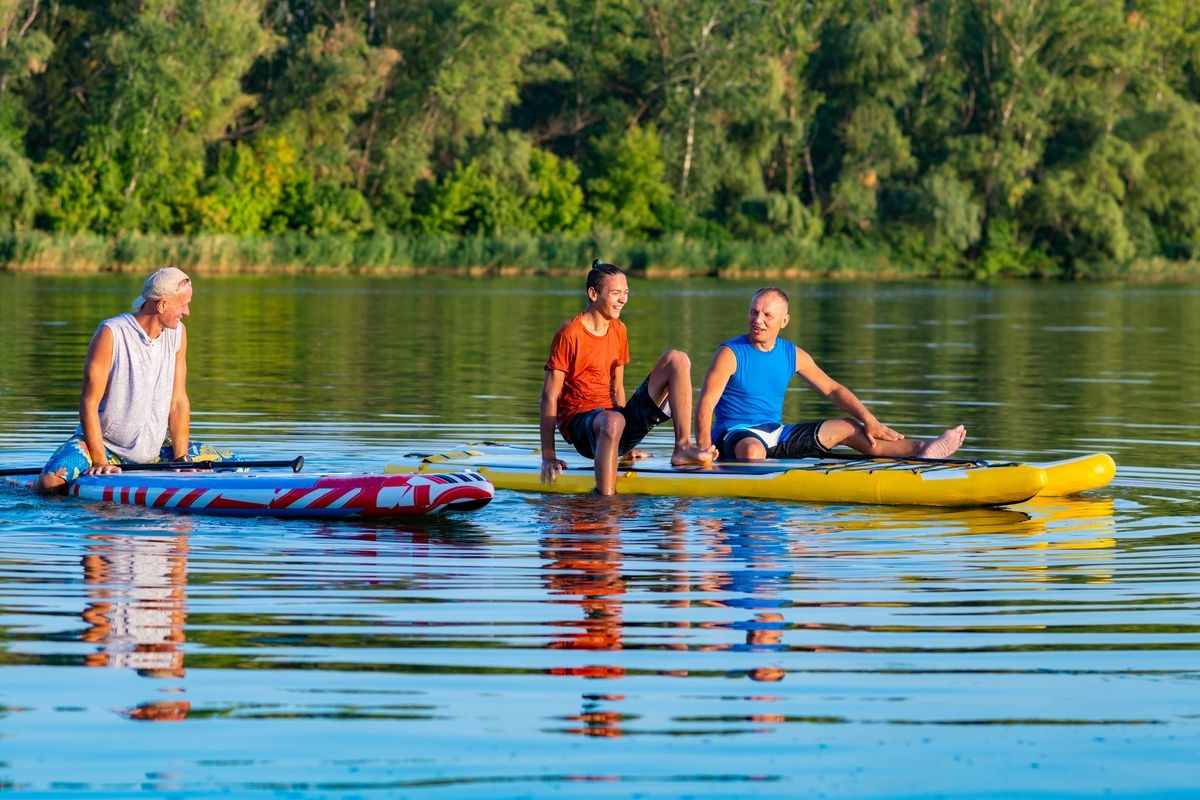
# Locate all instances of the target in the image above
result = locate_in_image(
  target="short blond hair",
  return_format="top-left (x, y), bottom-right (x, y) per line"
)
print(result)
top-left (753, 287), bottom-right (789, 307)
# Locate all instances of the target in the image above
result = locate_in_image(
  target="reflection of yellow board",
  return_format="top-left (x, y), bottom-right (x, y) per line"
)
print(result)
top-left (385, 447), bottom-right (1114, 508)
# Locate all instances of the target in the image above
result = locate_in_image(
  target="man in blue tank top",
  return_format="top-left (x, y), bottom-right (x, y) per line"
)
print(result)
top-left (695, 287), bottom-right (966, 460)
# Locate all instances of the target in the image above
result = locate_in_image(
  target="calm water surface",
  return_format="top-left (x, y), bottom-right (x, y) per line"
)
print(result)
top-left (0, 273), bottom-right (1197, 798)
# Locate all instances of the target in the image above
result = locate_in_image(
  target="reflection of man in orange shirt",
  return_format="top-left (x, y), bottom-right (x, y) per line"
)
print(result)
top-left (539, 497), bottom-right (637, 737)
top-left (542, 499), bottom-right (627, 663)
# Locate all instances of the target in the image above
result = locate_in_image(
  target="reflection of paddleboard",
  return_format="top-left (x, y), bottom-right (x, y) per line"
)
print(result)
top-left (386, 445), bottom-right (1113, 507)
top-left (5, 471), bottom-right (495, 518)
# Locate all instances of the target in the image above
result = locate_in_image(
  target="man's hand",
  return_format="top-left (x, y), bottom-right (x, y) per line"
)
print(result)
top-left (172, 454), bottom-right (204, 472)
top-left (84, 463), bottom-right (122, 475)
top-left (862, 419), bottom-right (904, 448)
top-left (540, 454), bottom-right (568, 484)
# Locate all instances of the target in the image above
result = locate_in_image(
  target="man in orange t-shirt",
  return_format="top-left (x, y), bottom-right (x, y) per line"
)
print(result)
top-left (540, 260), bottom-right (715, 495)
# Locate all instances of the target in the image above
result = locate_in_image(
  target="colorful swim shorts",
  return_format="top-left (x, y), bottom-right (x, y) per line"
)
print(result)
top-left (41, 434), bottom-right (234, 483)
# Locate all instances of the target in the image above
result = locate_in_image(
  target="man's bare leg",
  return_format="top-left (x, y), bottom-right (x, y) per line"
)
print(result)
top-left (820, 420), bottom-right (966, 459)
top-left (645, 349), bottom-right (716, 466)
top-left (591, 410), bottom-right (626, 495)
top-left (31, 472), bottom-right (67, 495)
top-left (734, 438), bottom-right (768, 460)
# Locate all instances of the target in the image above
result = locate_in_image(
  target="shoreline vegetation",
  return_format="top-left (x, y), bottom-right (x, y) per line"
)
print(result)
top-left (2, 232), bottom-right (1197, 281)
top-left (3, 2), bottom-right (1200, 284)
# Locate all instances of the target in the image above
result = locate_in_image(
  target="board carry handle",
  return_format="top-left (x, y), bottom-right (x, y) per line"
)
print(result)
top-left (0, 456), bottom-right (304, 477)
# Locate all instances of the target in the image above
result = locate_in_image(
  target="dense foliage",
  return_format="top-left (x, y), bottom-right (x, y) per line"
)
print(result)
top-left (2, 0), bottom-right (1199, 277)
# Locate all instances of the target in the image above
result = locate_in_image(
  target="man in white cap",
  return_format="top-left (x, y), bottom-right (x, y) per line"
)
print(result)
top-left (34, 267), bottom-right (229, 493)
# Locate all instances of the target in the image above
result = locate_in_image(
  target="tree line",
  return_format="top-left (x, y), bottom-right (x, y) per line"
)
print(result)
top-left (1, 0), bottom-right (1198, 278)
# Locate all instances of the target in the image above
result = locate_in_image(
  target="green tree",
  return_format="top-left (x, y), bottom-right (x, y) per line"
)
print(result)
top-left (949, 1), bottom-right (1131, 269)
top-left (0, 136), bottom-right (35, 229)
top-left (0, 0), bottom-right (52, 229)
top-left (810, 1), bottom-right (922, 235)
top-left (525, 148), bottom-right (591, 234)
top-left (3, 0), bottom-right (1200, 274)
top-left (416, 132), bottom-right (588, 235)
top-left (1123, 103), bottom-right (1200, 259)
top-left (1128, 0), bottom-right (1200, 104)
top-left (640, 0), bottom-right (760, 213)
top-left (40, 0), bottom-right (276, 233)
top-left (919, 164), bottom-right (983, 266)
top-left (195, 136), bottom-right (318, 235)
top-left (586, 125), bottom-right (672, 234)
top-left (514, 0), bottom-right (649, 157)
top-left (0, 0), bottom-right (52, 141)
top-left (361, 0), bottom-right (565, 228)
top-left (1034, 137), bottom-right (1137, 270)
top-left (752, 0), bottom-right (835, 203)
top-left (262, 22), bottom-right (398, 188)
top-left (1119, 2), bottom-right (1200, 258)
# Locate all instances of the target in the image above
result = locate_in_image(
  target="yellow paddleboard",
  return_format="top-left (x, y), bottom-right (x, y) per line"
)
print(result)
top-left (1035, 453), bottom-right (1117, 497)
top-left (386, 446), bottom-right (1114, 507)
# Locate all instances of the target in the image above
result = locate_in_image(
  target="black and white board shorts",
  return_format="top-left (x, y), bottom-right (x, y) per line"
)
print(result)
top-left (718, 421), bottom-right (831, 460)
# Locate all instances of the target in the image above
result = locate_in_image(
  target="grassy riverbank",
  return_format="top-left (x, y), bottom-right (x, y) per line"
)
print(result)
top-left (2, 232), bottom-right (1197, 280)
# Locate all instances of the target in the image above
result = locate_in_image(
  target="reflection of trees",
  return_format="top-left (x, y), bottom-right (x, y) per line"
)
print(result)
top-left (187, 276), bottom-right (563, 422)
top-left (81, 532), bottom-right (192, 722)
top-left (8, 275), bottom-right (1197, 459)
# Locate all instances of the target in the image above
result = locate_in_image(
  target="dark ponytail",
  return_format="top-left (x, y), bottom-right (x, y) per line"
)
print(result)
top-left (587, 259), bottom-right (625, 294)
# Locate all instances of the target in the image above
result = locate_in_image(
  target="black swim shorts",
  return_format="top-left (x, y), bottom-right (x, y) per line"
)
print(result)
top-left (563, 377), bottom-right (670, 460)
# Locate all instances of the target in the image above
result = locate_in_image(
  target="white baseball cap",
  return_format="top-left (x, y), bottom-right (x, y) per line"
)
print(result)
top-left (132, 267), bottom-right (191, 311)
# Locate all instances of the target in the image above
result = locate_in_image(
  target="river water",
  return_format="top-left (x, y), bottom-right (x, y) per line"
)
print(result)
top-left (0, 273), bottom-right (1197, 798)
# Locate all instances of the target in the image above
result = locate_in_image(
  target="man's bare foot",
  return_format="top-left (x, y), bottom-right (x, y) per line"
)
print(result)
top-left (919, 425), bottom-right (966, 459)
top-left (670, 443), bottom-right (716, 466)
top-left (618, 448), bottom-right (653, 465)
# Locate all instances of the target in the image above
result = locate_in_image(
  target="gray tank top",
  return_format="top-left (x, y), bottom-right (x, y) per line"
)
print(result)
top-left (79, 313), bottom-right (182, 461)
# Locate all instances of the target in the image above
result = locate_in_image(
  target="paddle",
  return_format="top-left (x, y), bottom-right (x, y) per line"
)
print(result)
top-left (0, 456), bottom-right (304, 477)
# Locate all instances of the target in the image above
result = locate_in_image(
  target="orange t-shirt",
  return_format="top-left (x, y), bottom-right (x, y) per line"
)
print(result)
top-left (545, 315), bottom-right (630, 431)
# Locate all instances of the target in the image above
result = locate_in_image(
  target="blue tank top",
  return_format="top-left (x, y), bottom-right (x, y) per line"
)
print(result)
top-left (712, 335), bottom-right (796, 442)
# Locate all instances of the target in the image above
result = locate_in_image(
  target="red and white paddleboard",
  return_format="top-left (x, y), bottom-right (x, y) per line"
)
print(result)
top-left (17, 470), bottom-right (494, 518)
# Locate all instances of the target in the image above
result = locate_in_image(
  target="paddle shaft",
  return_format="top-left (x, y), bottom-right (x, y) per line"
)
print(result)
top-left (0, 456), bottom-right (304, 477)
